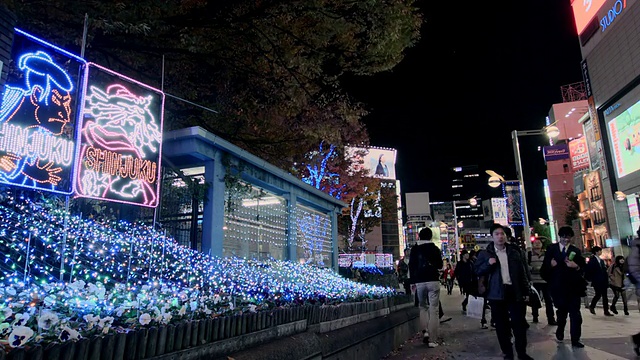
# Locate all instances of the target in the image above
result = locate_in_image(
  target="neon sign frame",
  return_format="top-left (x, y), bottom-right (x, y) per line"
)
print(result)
top-left (75, 63), bottom-right (164, 208)
top-left (0, 28), bottom-right (86, 195)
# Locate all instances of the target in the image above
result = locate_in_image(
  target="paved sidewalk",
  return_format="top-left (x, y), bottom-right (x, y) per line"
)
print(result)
top-left (382, 286), bottom-right (640, 360)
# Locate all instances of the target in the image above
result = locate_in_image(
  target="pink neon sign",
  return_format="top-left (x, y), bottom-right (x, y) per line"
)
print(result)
top-left (75, 63), bottom-right (164, 208)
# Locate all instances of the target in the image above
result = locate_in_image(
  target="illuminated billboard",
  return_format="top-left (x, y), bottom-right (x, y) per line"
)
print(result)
top-left (569, 137), bottom-right (590, 172)
top-left (75, 63), bottom-right (164, 207)
top-left (607, 98), bottom-right (640, 179)
top-left (0, 29), bottom-right (86, 195)
top-left (571, 0), bottom-right (607, 34)
top-left (347, 146), bottom-right (397, 180)
top-left (504, 182), bottom-right (524, 226)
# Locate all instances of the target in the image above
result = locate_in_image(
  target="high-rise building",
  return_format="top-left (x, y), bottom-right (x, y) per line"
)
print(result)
top-left (451, 165), bottom-right (484, 228)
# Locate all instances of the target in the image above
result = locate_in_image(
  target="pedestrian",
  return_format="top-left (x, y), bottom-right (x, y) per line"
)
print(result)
top-left (541, 225), bottom-right (587, 349)
top-left (608, 255), bottom-right (629, 315)
top-left (626, 226), bottom-right (640, 355)
top-left (455, 250), bottom-right (474, 313)
top-left (475, 223), bottom-right (533, 360)
top-left (397, 248), bottom-right (411, 295)
top-left (409, 227), bottom-right (444, 348)
top-left (528, 238), bottom-right (557, 325)
top-left (586, 246), bottom-right (614, 316)
top-left (443, 263), bottom-right (455, 295)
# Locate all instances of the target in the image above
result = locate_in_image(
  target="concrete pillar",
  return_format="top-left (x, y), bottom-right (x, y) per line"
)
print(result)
top-left (285, 193), bottom-right (298, 262)
top-left (202, 152), bottom-right (226, 257)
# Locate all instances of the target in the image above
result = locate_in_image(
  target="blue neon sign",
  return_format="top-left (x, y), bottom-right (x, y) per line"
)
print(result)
top-left (0, 29), bottom-right (86, 195)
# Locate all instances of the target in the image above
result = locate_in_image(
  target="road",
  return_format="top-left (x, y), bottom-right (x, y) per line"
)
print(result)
top-left (382, 286), bottom-right (640, 359)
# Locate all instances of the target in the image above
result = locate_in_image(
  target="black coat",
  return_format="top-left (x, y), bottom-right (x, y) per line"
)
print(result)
top-left (541, 243), bottom-right (587, 304)
top-left (474, 242), bottom-right (530, 302)
top-left (585, 255), bottom-right (609, 289)
top-left (408, 242), bottom-right (443, 284)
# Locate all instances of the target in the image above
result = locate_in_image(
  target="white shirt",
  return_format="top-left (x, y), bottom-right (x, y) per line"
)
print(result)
top-left (495, 246), bottom-right (512, 285)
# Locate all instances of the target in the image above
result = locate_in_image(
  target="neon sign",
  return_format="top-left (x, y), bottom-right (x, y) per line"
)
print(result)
top-left (600, 0), bottom-right (627, 32)
top-left (0, 29), bottom-right (85, 194)
top-left (75, 63), bottom-right (164, 208)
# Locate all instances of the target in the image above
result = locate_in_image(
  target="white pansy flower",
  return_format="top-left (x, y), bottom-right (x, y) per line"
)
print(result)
top-left (6, 287), bottom-right (17, 296)
top-left (38, 310), bottom-right (59, 330)
top-left (83, 314), bottom-right (99, 330)
top-left (9, 325), bottom-right (34, 347)
top-left (248, 305), bottom-right (257, 313)
top-left (98, 316), bottom-right (114, 329)
top-left (0, 322), bottom-right (10, 336)
top-left (59, 326), bottom-right (81, 342)
top-left (161, 313), bottom-right (172, 324)
top-left (43, 295), bottom-right (56, 307)
top-left (178, 305), bottom-right (186, 316)
top-left (68, 280), bottom-right (86, 291)
top-left (94, 287), bottom-right (106, 300)
top-left (87, 283), bottom-right (98, 294)
top-left (212, 294), bottom-right (221, 304)
top-left (190, 301), bottom-right (198, 312)
top-left (1, 307), bottom-right (12, 320)
top-left (13, 313), bottom-right (30, 326)
top-left (139, 313), bottom-right (151, 326)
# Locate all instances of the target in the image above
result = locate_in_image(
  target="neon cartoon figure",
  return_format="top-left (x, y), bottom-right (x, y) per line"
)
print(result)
top-left (78, 84), bottom-right (162, 206)
top-left (0, 50), bottom-right (75, 189)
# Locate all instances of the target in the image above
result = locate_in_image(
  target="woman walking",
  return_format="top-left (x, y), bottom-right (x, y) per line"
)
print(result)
top-left (443, 263), bottom-right (455, 295)
top-left (608, 255), bottom-right (629, 315)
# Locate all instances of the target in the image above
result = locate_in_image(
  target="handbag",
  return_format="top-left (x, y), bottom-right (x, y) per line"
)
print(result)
top-left (466, 295), bottom-right (485, 319)
top-left (527, 286), bottom-right (542, 309)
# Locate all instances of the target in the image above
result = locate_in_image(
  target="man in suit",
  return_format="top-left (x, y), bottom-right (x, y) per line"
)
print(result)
top-left (541, 226), bottom-right (587, 348)
top-left (586, 246), bottom-right (614, 316)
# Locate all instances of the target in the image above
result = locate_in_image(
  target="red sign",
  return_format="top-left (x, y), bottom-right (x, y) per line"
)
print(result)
top-left (569, 137), bottom-right (590, 171)
top-left (571, 0), bottom-right (607, 34)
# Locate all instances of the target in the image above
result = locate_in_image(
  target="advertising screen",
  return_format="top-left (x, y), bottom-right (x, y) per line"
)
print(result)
top-left (607, 98), bottom-right (640, 179)
top-left (347, 146), bottom-right (397, 180)
top-left (0, 29), bottom-right (86, 195)
top-left (504, 182), bottom-right (524, 226)
top-left (571, 0), bottom-right (607, 34)
top-left (75, 63), bottom-right (164, 207)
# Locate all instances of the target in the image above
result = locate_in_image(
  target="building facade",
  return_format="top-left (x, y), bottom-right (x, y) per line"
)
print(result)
top-left (571, 0), bottom-right (640, 256)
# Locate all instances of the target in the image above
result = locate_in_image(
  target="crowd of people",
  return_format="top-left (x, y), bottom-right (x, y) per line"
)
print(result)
top-left (396, 224), bottom-right (640, 359)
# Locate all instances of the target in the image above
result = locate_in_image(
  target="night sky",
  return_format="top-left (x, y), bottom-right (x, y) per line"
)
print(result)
top-left (343, 0), bottom-right (585, 221)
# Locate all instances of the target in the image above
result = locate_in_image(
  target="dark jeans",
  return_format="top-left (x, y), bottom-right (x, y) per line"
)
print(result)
top-left (589, 286), bottom-right (610, 312)
top-left (610, 285), bottom-right (628, 312)
top-left (555, 295), bottom-right (583, 343)
top-left (446, 279), bottom-right (454, 294)
top-left (531, 282), bottom-right (555, 321)
top-left (489, 286), bottom-right (528, 357)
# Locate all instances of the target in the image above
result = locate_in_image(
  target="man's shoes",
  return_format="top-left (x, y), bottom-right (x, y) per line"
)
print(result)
top-left (588, 307), bottom-right (596, 314)
top-left (439, 317), bottom-right (452, 324)
top-left (503, 356), bottom-right (514, 360)
top-left (604, 312), bottom-right (614, 317)
top-left (610, 305), bottom-right (618, 314)
top-left (571, 341), bottom-right (585, 348)
top-left (481, 323), bottom-right (489, 329)
top-left (517, 354), bottom-right (534, 360)
top-left (555, 330), bottom-right (564, 342)
top-left (624, 310), bottom-right (629, 316)
top-left (548, 319), bottom-right (558, 326)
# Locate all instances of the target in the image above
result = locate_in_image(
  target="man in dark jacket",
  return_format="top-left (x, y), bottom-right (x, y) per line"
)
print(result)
top-left (586, 245), bottom-right (614, 316)
top-left (475, 224), bottom-right (533, 360)
top-left (455, 250), bottom-right (474, 312)
top-left (541, 225), bottom-right (587, 348)
top-left (409, 227), bottom-right (443, 348)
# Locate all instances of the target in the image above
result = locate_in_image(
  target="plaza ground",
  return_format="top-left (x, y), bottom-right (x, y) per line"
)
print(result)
top-left (382, 286), bottom-right (640, 360)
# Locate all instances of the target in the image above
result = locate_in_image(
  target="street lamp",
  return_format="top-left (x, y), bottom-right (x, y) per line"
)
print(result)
top-left (451, 197), bottom-right (476, 260)
top-left (511, 126), bottom-right (559, 249)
